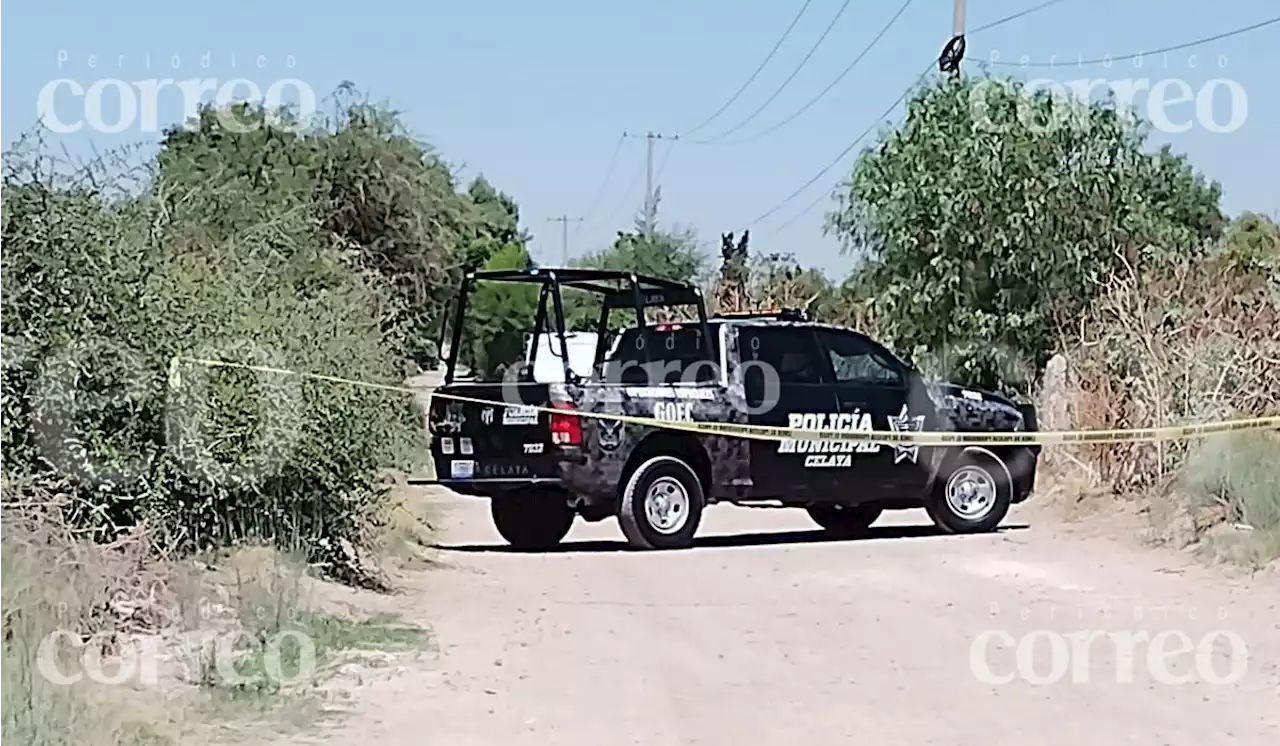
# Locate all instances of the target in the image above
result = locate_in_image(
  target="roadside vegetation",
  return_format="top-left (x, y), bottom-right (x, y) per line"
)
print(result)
top-left (2, 72), bottom-right (1276, 744)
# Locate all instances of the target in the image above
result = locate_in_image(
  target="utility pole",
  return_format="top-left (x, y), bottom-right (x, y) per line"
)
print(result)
top-left (624, 130), bottom-right (678, 239)
top-left (940, 0), bottom-right (967, 75)
top-left (547, 214), bottom-right (583, 265)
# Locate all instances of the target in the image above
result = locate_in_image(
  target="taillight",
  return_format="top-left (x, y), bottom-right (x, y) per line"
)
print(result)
top-left (549, 401), bottom-right (582, 446)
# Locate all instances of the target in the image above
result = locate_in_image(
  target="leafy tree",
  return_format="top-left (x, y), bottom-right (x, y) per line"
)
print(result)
top-left (156, 103), bottom-right (471, 322)
top-left (577, 225), bottom-right (708, 283)
top-left (563, 224), bottom-right (710, 329)
top-left (153, 99), bottom-right (536, 372)
top-left (827, 74), bottom-right (1224, 394)
top-left (459, 175), bottom-right (530, 270)
top-left (1217, 211), bottom-right (1280, 275)
top-left (461, 243), bottom-right (539, 379)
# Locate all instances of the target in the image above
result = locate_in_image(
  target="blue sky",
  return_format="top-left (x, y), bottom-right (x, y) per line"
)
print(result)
top-left (3, 0), bottom-right (1277, 277)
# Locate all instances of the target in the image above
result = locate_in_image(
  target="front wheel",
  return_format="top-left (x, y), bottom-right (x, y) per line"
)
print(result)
top-left (618, 456), bottom-right (704, 550)
top-left (926, 455), bottom-right (1012, 534)
top-left (491, 491), bottom-right (574, 550)
top-left (806, 504), bottom-right (882, 536)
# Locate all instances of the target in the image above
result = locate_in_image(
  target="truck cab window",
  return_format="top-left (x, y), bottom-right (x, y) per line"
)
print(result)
top-left (601, 324), bottom-right (718, 384)
top-left (816, 329), bottom-right (904, 386)
top-left (739, 326), bottom-right (825, 401)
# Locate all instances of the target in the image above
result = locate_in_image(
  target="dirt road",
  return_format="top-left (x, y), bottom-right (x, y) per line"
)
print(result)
top-left (287, 490), bottom-right (1279, 745)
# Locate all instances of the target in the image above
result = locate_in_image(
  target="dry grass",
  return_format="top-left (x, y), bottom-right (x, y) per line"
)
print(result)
top-left (1043, 249), bottom-right (1280, 567)
top-left (2, 481), bottom-right (432, 746)
top-left (1, 483), bottom-right (187, 746)
top-left (375, 482), bottom-right (441, 571)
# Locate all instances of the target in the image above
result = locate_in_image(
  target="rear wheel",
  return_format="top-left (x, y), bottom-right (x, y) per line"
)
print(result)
top-left (490, 491), bottom-right (574, 550)
top-left (806, 504), bottom-right (882, 536)
top-left (618, 456), bottom-right (704, 550)
top-left (926, 454), bottom-right (1012, 534)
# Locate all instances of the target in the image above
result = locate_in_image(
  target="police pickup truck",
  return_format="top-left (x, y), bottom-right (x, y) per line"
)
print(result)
top-left (421, 268), bottom-right (1039, 550)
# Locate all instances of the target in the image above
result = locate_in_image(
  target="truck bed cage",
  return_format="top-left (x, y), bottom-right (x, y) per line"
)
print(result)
top-left (711, 307), bottom-right (810, 322)
top-left (441, 268), bottom-right (714, 385)
top-left (471, 268), bottom-right (703, 310)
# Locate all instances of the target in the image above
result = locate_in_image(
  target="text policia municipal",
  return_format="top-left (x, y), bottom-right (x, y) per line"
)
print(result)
top-left (777, 407), bottom-right (924, 468)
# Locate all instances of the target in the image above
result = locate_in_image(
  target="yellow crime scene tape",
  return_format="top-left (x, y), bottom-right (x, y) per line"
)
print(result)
top-left (173, 358), bottom-right (1280, 447)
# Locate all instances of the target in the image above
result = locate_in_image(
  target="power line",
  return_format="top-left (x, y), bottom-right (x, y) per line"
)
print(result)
top-left (632, 131), bottom-right (678, 238)
top-left (750, 62), bottom-right (934, 226)
top-left (968, 15), bottom-right (1280, 67)
top-left (595, 132), bottom-right (675, 237)
top-left (597, 160), bottom-right (647, 233)
top-left (968, 0), bottom-right (1068, 35)
top-left (694, 0), bottom-right (855, 144)
top-left (763, 99), bottom-right (913, 236)
top-left (733, 0), bottom-right (916, 144)
top-left (574, 132), bottom-right (627, 239)
top-left (766, 180), bottom-right (839, 237)
top-left (748, 0), bottom-right (1075, 227)
top-left (654, 142), bottom-right (675, 185)
top-left (685, 0), bottom-right (816, 136)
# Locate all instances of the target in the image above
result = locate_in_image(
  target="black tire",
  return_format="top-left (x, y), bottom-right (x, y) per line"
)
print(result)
top-left (618, 456), bottom-right (704, 550)
top-left (926, 452), bottom-right (1013, 534)
top-left (806, 504), bottom-right (882, 536)
top-left (490, 491), bottom-right (574, 550)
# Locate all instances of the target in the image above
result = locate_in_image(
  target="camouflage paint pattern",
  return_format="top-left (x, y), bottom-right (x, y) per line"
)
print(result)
top-left (431, 318), bottom-right (1038, 510)
top-left (558, 319), bottom-right (1035, 509)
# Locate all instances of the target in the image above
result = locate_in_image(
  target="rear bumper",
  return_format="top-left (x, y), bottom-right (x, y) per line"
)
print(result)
top-left (407, 477), bottom-right (564, 487)
top-left (407, 476), bottom-right (565, 497)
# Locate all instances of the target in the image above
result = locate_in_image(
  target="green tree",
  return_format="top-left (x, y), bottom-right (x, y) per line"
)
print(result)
top-left (1218, 211), bottom-right (1280, 275)
top-left (461, 243), bottom-right (539, 379)
top-left (564, 225), bottom-right (709, 329)
top-left (154, 98), bottom-right (535, 371)
top-left (459, 175), bottom-right (528, 270)
top-left (577, 226), bottom-right (708, 283)
top-left (827, 74), bottom-right (1224, 394)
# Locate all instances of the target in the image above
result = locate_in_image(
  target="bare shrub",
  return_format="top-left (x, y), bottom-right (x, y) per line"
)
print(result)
top-left (1058, 238), bottom-right (1280, 559)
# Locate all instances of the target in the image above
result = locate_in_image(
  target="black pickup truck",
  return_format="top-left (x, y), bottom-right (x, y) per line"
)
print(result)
top-left (419, 268), bottom-right (1039, 550)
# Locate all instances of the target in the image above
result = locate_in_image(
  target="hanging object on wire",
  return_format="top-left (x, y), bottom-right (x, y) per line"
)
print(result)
top-left (939, 34), bottom-right (966, 75)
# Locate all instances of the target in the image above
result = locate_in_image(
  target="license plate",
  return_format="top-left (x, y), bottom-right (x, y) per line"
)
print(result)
top-left (450, 460), bottom-right (475, 479)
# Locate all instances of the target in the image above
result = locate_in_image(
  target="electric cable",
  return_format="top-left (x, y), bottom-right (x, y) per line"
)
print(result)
top-left (694, 0), bottom-right (855, 144)
top-left (968, 15), bottom-right (1279, 67)
top-left (765, 179), bottom-right (840, 237)
top-left (747, 0), bottom-right (1077, 227)
top-left (654, 142), bottom-right (675, 186)
top-left (574, 132), bottom-right (627, 239)
top-left (731, 0), bottom-right (916, 144)
top-left (685, 0), bottom-right (816, 136)
top-left (968, 0), bottom-right (1069, 35)
top-left (749, 61), bottom-right (934, 226)
top-left (595, 158), bottom-right (647, 236)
